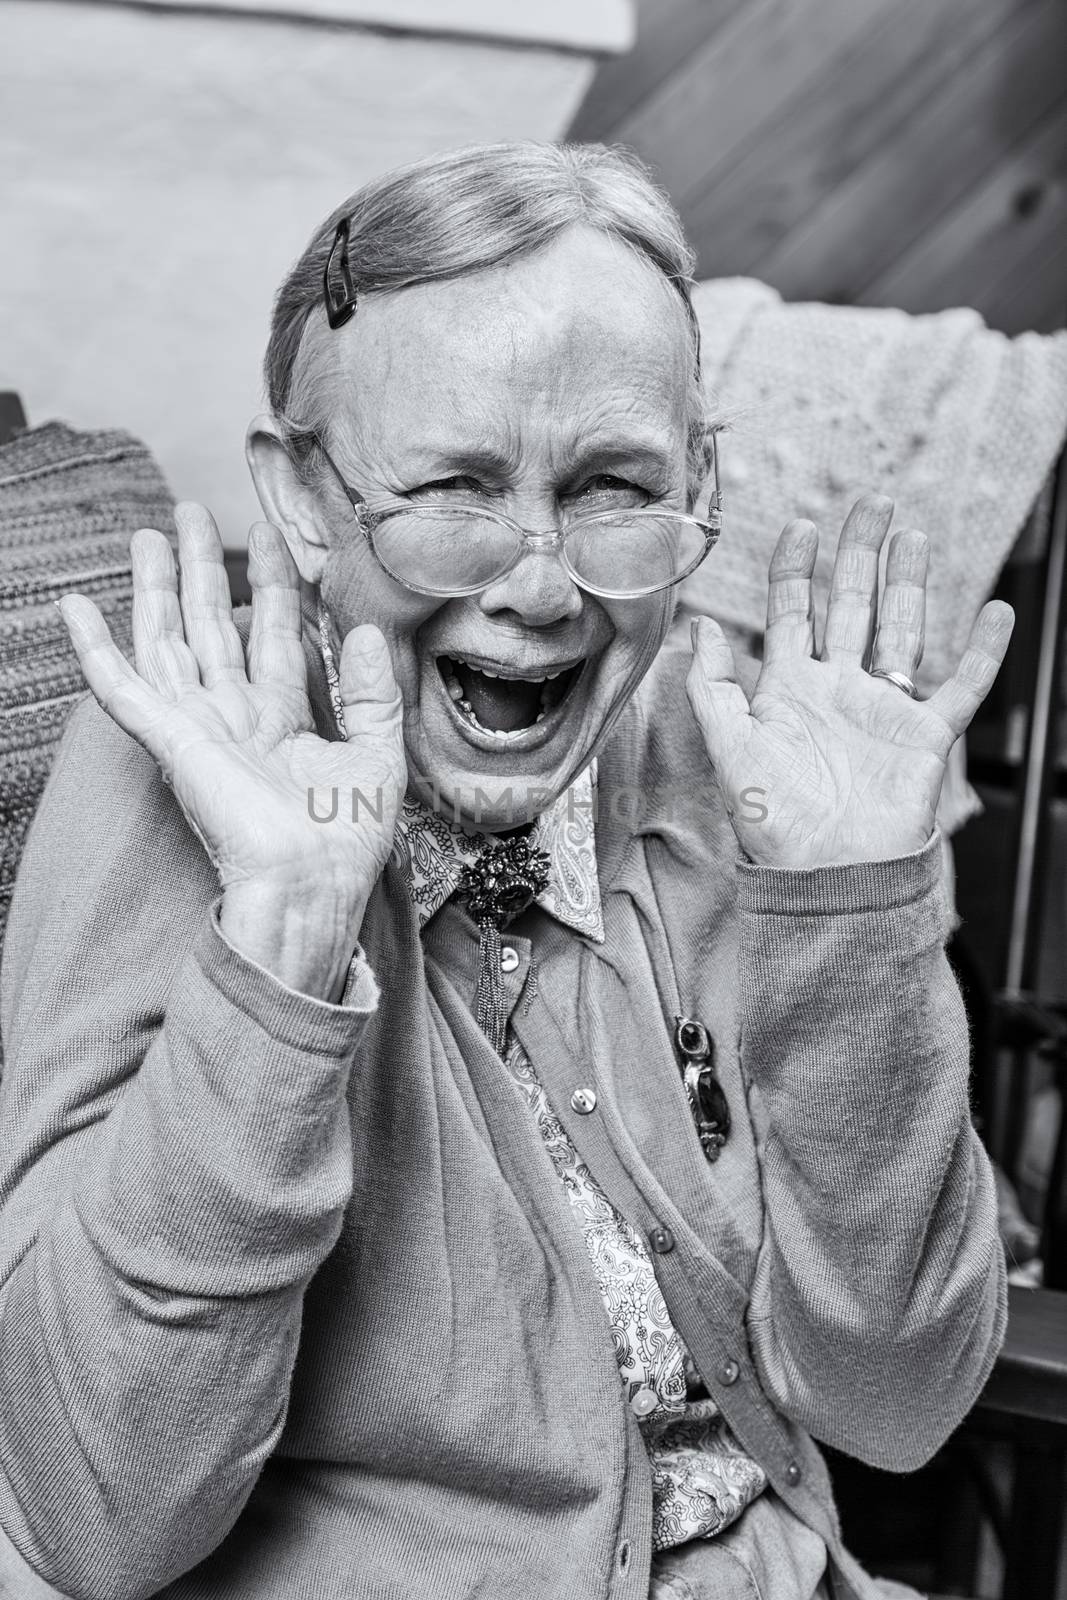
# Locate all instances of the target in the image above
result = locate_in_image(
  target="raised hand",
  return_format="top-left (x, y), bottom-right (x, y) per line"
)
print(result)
top-left (58, 503), bottom-right (406, 997)
top-left (686, 494), bottom-right (1014, 869)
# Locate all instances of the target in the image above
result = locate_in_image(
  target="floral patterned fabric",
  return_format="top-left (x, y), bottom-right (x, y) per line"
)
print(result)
top-left (645, 1401), bottom-right (769, 1551)
top-left (393, 777), bottom-right (767, 1552)
top-left (504, 1040), bottom-right (687, 1422)
top-left (504, 1038), bottom-right (766, 1551)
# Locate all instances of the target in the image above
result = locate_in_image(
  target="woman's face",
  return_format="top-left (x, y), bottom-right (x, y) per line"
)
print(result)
top-left (315, 224), bottom-right (693, 828)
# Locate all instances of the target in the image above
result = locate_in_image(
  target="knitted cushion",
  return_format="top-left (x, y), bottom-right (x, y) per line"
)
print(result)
top-left (0, 422), bottom-right (174, 981)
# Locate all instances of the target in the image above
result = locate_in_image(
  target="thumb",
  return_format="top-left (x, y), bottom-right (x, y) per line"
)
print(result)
top-left (339, 624), bottom-right (403, 734)
top-left (685, 615), bottom-right (750, 762)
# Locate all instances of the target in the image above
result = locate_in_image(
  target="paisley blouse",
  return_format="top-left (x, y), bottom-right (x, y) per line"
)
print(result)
top-left (391, 770), bottom-right (767, 1552)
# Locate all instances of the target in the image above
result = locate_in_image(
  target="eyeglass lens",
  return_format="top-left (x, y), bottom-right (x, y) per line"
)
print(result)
top-left (370, 508), bottom-right (708, 595)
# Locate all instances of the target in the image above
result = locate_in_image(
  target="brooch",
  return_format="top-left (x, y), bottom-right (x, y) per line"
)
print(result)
top-left (459, 835), bottom-right (551, 1055)
top-left (458, 836), bottom-right (551, 928)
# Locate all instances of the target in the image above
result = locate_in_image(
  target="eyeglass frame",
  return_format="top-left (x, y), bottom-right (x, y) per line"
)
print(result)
top-left (311, 432), bottom-right (723, 602)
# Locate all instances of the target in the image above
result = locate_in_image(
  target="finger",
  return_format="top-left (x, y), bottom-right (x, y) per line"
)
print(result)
top-left (174, 502), bottom-right (246, 688)
top-left (686, 615), bottom-right (751, 764)
top-left (247, 523), bottom-right (306, 693)
top-left (764, 519), bottom-right (817, 665)
top-left (339, 624), bottom-right (404, 735)
top-left (130, 527), bottom-right (200, 695)
top-left (820, 493), bottom-right (894, 664)
top-left (869, 529), bottom-right (928, 679)
top-left (59, 594), bottom-right (163, 743)
top-left (926, 601), bottom-right (1015, 737)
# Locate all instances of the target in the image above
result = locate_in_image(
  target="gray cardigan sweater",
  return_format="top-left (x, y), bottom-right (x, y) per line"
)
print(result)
top-left (0, 646), bottom-right (1006, 1600)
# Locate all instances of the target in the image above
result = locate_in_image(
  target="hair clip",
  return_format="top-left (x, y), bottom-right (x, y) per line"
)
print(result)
top-left (323, 218), bottom-right (357, 329)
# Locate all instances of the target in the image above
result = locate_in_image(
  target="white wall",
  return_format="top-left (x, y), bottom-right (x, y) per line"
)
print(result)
top-left (0, 1), bottom-right (629, 545)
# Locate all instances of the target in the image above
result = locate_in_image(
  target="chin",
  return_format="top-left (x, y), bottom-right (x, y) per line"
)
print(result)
top-left (406, 705), bottom-right (608, 831)
top-left (405, 749), bottom-right (581, 832)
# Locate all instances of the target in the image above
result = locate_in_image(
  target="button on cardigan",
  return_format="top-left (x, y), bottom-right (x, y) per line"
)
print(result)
top-left (0, 643), bottom-right (1006, 1600)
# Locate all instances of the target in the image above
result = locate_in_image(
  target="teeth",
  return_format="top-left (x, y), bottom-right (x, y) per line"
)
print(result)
top-left (450, 691), bottom-right (526, 739)
top-left (440, 654), bottom-right (579, 738)
top-left (447, 654), bottom-right (549, 685)
top-left (452, 697), bottom-right (538, 739)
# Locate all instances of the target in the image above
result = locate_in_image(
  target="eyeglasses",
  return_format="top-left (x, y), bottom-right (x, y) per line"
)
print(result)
top-left (314, 436), bottom-right (722, 601)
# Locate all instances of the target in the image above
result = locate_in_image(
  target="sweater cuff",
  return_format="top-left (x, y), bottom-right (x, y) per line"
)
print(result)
top-left (204, 903), bottom-right (378, 1049)
top-left (736, 830), bottom-right (943, 918)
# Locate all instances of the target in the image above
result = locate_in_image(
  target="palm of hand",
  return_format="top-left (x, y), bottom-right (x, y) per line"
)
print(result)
top-left (687, 497), bottom-right (1014, 870)
top-left (158, 679), bottom-right (405, 900)
top-left (715, 655), bottom-right (948, 867)
top-left (58, 509), bottom-right (406, 908)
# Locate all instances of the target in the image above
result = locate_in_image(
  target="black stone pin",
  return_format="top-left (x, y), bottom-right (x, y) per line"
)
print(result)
top-left (673, 1015), bottom-right (731, 1162)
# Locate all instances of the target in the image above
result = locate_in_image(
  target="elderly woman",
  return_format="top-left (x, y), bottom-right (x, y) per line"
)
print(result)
top-left (0, 143), bottom-right (1011, 1600)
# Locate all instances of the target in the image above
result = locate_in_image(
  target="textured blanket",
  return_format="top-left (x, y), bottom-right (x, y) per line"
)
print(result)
top-left (682, 279), bottom-right (1067, 833)
top-left (0, 422), bottom-right (173, 974)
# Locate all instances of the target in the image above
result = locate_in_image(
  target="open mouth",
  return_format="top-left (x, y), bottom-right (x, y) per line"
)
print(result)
top-left (437, 654), bottom-right (584, 740)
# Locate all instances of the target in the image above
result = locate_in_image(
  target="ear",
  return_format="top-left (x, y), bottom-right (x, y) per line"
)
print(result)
top-left (246, 413), bottom-right (330, 585)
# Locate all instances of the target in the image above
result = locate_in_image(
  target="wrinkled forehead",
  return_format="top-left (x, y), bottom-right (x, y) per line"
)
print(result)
top-left (328, 226), bottom-right (691, 462)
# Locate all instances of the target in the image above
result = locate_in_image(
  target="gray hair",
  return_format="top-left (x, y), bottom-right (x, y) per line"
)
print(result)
top-left (266, 141), bottom-right (713, 503)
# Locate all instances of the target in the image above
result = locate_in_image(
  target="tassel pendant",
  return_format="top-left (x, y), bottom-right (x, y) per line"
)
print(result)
top-left (473, 922), bottom-right (505, 1054)
top-left (459, 836), bottom-right (551, 1055)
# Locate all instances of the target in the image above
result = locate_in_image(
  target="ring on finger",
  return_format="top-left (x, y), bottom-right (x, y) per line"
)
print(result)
top-left (869, 667), bottom-right (918, 699)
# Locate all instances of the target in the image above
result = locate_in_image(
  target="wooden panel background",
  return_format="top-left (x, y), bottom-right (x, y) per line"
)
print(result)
top-left (569, 0), bottom-right (1067, 334)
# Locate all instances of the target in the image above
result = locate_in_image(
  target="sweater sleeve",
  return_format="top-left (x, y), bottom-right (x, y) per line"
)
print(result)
top-left (0, 699), bottom-right (378, 1600)
top-left (736, 832), bottom-right (1006, 1471)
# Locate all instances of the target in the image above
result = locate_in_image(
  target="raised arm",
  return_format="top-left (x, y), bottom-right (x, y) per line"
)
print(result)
top-left (733, 836), bottom-right (1004, 1467)
top-left (685, 494), bottom-right (1013, 1467)
top-left (0, 507), bottom-right (404, 1599)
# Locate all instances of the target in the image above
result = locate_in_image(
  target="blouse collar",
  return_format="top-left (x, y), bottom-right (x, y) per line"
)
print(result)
top-left (391, 763), bottom-right (604, 943)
